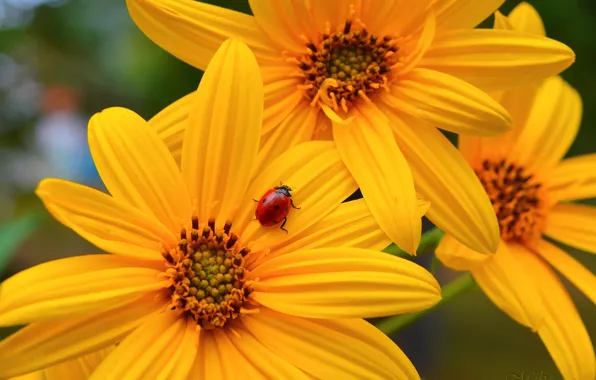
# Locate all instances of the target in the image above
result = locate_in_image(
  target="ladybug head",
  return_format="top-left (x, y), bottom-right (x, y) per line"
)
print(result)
top-left (274, 184), bottom-right (293, 197)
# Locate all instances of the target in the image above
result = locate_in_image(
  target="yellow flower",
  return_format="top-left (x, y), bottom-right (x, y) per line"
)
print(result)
top-left (127, 0), bottom-right (574, 256)
top-left (8, 348), bottom-right (113, 380)
top-left (435, 4), bottom-right (595, 379)
top-left (0, 40), bottom-right (441, 379)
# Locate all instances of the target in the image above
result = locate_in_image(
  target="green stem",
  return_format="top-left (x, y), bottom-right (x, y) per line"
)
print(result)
top-left (383, 227), bottom-right (445, 257)
top-left (375, 273), bottom-right (476, 335)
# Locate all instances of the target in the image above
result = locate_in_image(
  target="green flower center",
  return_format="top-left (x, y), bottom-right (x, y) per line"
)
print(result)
top-left (163, 217), bottom-right (252, 330)
top-left (476, 159), bottom-right (547, 245)
top-left (299, 20), bottom-right (399, 113)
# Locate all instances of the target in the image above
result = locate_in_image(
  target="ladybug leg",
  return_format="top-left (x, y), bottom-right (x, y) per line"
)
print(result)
top-left (290, 199), bottom-right (301, 210)
top-left (253, 199), bottom-right (259, 202)
top-left (279, 217), bottom-right (289, 233)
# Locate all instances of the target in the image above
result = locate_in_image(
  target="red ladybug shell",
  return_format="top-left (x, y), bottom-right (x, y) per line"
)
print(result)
top-left (255, 186), bottom-right (293, 227)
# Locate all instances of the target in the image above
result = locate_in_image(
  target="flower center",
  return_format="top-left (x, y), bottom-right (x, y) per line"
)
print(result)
top-left (476, 159), bottom-right (548, 245)
top-left (162, 217), bottom-right (252, 330)
top-left (299, 20), bottom-right (399, 113)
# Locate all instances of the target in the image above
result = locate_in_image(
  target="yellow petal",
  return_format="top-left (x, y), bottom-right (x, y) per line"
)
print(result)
top-left (471, 243), bottom-right (544, 329)
top-left (434, 0), bottom-right (504, 29)
top-left (43, 347), bottom-right (113, 380)
top-left (149, 91), bottom-right (195, 166)
top-left (360, 0), bottom-right (431, 37)
top-left (545, 203), bottom-right (596, 254)
top-left (249, 248), bottom-right (441, 319)
top-left (88, 107), bottom-right (191, 234)
top-left (420, 29), bottom-right (575, 91)
top-left (248, 0), bottom-right (312, 53)
top-left (0, 255), bottom-right (167, 326)
top-left (242, 308), bottom-right (420, 379)
top-left (492, 11), bottom-right (513, 30)
top-left (380, 108), bottom-right (500, 254)
top-left (536, 239), bottom-right (596, 305)
top-left (190, 330), bottom-right (264, 379)
top-left (507, 2), bottom-right (546, 36)
top-left (127, 0), bottom-right (277, 70)
top-left (509, 76), bottom-right (582, 173)
top-left (384, 68), bottom-right (511, 136)
top-left (237, 141), bottom-right (357, 246)
top-left (0, 294), bottom-right (162, 378)
top-left (8, 371), bottom-right (45, 380)
top-left (267, 199), bottom-right (393, 259)
top-left (90, 312), bottom-right (194, 380)
top-left (261, 65), bottom-right (305, 135)
top-left (516, 247), bottom-right (596, 380)
top-left (435, 234), bottom-right (491, 271)
top-left (225, 324), bottom-right (309, 379)
top-left (333, 104), bottom-right (421, 254)
top-left (458, 81), bottom-right (539, 167)
top-left (209, 329), bottom-right (265, 379)
top-left (36, 179), bottom-right (175, 261)
top-left (253, 103), bottom-right (317, 179)
top-left (547, 154), bottom-right (596, 202)
top-left (181, 39), bottom-right (263, 225)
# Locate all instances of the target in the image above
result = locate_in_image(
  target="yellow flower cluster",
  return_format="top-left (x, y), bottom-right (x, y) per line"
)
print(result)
top-left (0, 1), bottom-right (594, 379)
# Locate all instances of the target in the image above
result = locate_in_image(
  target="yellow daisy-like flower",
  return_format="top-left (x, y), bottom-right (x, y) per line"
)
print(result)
top-left (0, 40), bottom-right (441, 379)
top-left (9, 348), bottom-right (112, 380)
top-left (127, 0), bottom-right (574, 256)
top-left (436, 4), bottom-right (595, 379)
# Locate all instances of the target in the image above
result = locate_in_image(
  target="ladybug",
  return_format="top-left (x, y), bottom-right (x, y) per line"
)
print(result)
top-left (254, 184), bottom-right (300, 232)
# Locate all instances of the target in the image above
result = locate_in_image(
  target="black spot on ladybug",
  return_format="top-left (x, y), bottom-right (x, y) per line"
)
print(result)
top-left (261, 198), bottom-right (267, 204)
top-left (273, 219), bottom-right (279, 224)
top-left (274, 205), bottom-right (280, 210)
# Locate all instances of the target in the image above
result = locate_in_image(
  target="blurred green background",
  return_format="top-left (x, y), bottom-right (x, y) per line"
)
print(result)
top-left (0, 0), bottom-right (594, 379)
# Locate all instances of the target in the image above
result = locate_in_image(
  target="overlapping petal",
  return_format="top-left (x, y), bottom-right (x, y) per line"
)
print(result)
top-left (90, 312), bottom-right (195, 380)
top-left (126, 0), bottom-right (277, 70)
top-left (237, 141), bottom-right (357, 246)
top-left (0, 293), bottom-right (162, 378)
top-left (381, 109), bottom-right (500, 254)
top-left (433, 0), bottom-right (504, 29)
top-left (435, 234), bottom-right (491, 271)
top-left (88, 107), bottom-right (191, 233)
top-left (508, 75), bottom-right (582, 173)
top-left (360, 0), bottom-right (431, 37)
top-left (508, 2), bottom-right (546, 36)
top-left (249, 248), bottom-right (440, 319)
top-left (0, 255), bottom-right (167, 326)
top-left (248, 0), bottom-right (312, 52)
top-left (181, 39), bottom-right (263, 225)
top-left (517, 247), bottom-right (596, 380)
top-left (36, 179), bottom-right (174, 260)
top-left (333, 104), bottom-right (421, 254)
top-left (242, 308), bottom-right (421, 379)
top-left (268, 199), bottom-right (396, 258)
top-left (43, 347), bottom-right (113, 380)
top-left (225, 327), bottom-right (309, 379)
top-left (384, 68), bottom-right (511, 136)
top-left (471, 243), bottom-right (544, 329)
top-left (547, 154), bottom-right (596, 202)
top-left (254, 103), bottom-right (317, 178)
top-left (420, 29), bottom-right (575, 91)
top-left (536, 240), bottom-right (596, 305)
top-left (148, 91), bottom-right (194, 164)
top-left (545, 203), bottom-right (596, 254)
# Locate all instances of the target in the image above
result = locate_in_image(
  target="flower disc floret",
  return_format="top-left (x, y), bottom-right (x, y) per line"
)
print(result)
top-left (299, 20), bottom-right (399, 113)
top-left (162, 216), bottom-right (253, 330)
top-left (476, 159), bottom-right (547, 245)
